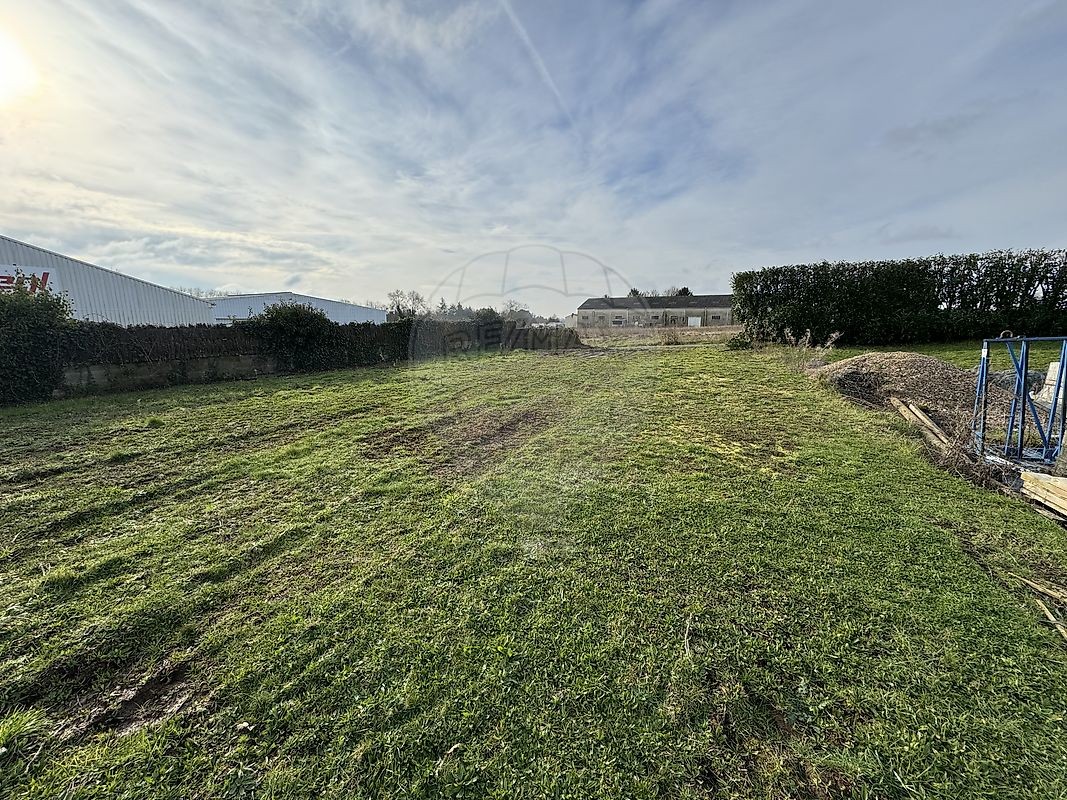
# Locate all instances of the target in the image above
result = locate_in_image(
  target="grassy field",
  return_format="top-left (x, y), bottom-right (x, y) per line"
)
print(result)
top-left (2, 346), bottom-right (1067, 798)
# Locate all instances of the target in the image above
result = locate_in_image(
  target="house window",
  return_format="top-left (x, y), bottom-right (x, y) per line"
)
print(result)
top-left (711, 314), bottom-right (720, 320)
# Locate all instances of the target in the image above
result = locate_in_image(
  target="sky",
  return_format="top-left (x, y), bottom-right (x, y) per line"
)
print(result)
top-left (1, 0), bottom-right (1066, 315)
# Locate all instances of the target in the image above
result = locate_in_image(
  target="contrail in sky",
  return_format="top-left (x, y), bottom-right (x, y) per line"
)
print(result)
top-left (499, 0), bottom-right (575, 126)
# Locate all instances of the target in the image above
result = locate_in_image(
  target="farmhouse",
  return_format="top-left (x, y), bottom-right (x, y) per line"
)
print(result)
top-left (210, 292), bottom-right (385, 325)
top-left (576, 294), bottom-right (733, 328)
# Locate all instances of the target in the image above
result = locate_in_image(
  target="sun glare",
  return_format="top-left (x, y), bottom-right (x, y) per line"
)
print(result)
top-left (0, 28), bottom-right (39, 106)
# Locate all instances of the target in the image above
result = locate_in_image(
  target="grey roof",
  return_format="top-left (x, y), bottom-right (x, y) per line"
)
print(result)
top-left (578, 294), bottom-right (733, 311)
top-left (211, 291), bottom-right (374, 309)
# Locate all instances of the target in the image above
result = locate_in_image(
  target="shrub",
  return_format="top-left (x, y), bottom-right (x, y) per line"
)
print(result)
top-left (0, 280), bottom-right (72, 404)
top-left (239, 303), bottom-right (337, 372)
top-left (725, 333), bottom-right (753, 350)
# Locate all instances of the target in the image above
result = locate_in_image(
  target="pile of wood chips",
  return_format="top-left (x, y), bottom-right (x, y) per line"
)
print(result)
top-left (815, 351), bottom-right (1014, 438)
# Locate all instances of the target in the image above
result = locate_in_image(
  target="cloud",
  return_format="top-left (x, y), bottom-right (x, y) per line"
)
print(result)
top-left (877, 223), bottom-right (958, 245)
top-left (1, 0), bottom-right (1066, 315)
top-left (884, 110), bottom-right (987, 153)
top-left (498, 0), bottom-right (574, 126)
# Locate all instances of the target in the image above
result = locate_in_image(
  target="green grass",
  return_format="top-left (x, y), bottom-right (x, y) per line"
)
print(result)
top-left (2, 348), bottom-right (1066, 798)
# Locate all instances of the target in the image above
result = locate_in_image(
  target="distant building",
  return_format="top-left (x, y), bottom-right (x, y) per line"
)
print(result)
top-left (0, 234), bottom-right (214, 326)
top-left (210, 292), bottom-right (386, 325)
top-left (575, 294), bottom-right (733, 327)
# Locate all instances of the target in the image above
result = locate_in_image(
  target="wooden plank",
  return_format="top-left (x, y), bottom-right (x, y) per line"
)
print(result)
top-left (1021, 483), bottom-right (1067, 507)
top-left (1023, 472), bottom-right (1067, 490)
top-left (905, 402), bottom-right (953, 446)
top-left (1035, 598), bottom-right (1067, 645)
top-left (1032, 504), bottom-right (1067, 524)
top-left (1012, 573), bottom-right (1067, 605)
top-left (1021, 485), bottom-right (1067, 517)
top-left (1021, 483), bottom-right (1067, 511)
top-left (1022, 472), bottom-right (1067, 491)
top-left (1021, 479), bottom-right (1067, 500)
top-left (1021, 475), bottom-right (1067, 505)
top-left (888, 397), bottom-right (947, 450)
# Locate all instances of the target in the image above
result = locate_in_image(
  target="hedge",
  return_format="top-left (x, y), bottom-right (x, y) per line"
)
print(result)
top-left (1, 301), bottom-right (584, 404)
top-left (0, 283), bottom-right (72, 405)
top-left (732, 249), bottom-right (1067, 345)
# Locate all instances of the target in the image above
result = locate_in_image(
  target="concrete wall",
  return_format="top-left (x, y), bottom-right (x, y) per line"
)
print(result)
top-left (53, 328), bottom-right (583, 399)
top-left (58, 354), bottom-right (279, 397)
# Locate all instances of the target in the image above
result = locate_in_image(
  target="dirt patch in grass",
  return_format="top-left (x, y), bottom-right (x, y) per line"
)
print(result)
top-left (78, 659), bottom-right (200, 738)
top-left (29, 656), bottom-right (205, 744)
top-left (362, 424), bottom-right (433, 459)
top-left (697, 672), bottom-right (855, 800)
top-left (435, 404), bottom-right (557, 477)
top-left (815, 351), bottom-right (1013, 437)
top-left (361, 403), bottom-right (558, 478)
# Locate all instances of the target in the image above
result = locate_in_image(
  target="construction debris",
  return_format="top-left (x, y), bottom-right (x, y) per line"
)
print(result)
top-left (1035, 598), bottom-right (1067, 644)
top-left (1011, 573), bottom-right (1067, 605)
top-left (888, 397), bottom-right (950, 449)
top-left (1020, 472), bottom-right (1067, 517)
top-left (815, 352), bottom-right (1013, 439)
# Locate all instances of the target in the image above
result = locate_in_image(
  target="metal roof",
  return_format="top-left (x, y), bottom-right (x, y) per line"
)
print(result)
top-left (578, 294), bottom-right (733, 311)
top-left (0, 234), bottom-right (215, 327)
top-left (210, 292), bottom-right (386, 324)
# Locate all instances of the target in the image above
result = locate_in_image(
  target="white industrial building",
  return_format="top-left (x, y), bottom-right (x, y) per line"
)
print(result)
top-left (1, 235), bottom-right (386, 327)
top-left (210, 292), bottom-right (386, 325)
top-left (0, 234), bottom-right (214, 326)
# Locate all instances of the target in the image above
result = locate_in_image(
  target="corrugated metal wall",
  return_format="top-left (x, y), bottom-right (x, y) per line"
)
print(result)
top-left (0, 235), bottom-right (215, 327)
top-left (211, 293), bottom-right (386, 324)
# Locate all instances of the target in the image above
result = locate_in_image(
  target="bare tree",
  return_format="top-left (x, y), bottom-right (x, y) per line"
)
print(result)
top-left (387, 289), bottom-right (429, 318)
top-left (501, 299), bottom-right (533, 326)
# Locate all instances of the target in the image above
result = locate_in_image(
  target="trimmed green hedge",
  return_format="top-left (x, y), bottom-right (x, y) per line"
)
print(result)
top-left (732, 249), bottom-right (1067, 344)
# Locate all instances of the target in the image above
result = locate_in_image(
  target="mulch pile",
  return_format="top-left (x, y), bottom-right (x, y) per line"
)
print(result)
top-left (814, 352), bottom-right (1014, 439)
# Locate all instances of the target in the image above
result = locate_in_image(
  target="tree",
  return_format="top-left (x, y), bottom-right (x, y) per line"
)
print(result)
top-left (472, 307), bottom-right (503, 326)
top-left (386, 289), bottom-right (429, 319)
top-left (677, 286), bottom-right (693, 296)
top-left (0, 277), bottom-right (72, 404)
top-left (246, 303), bottom-right (336, 372)
top-left (627, 287), bottom-right (641, 297)
top-left (501, 299), bottom-right (532, 326)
